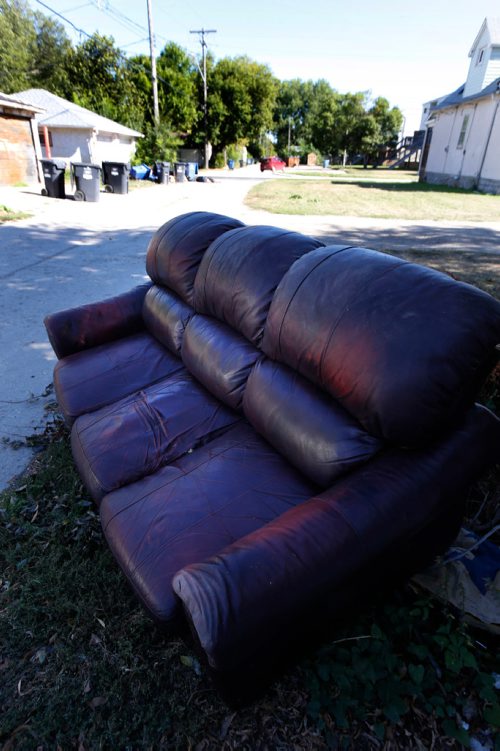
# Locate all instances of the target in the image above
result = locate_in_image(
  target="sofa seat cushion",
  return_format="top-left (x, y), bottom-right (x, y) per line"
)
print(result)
top-left (243, 359), bottom-right (382, 486)
top-left (100, 422), bottom-right (318, 626)
top-left (71, 372), bottom-right (241, 502)
top-left (54, 331), bottom-right (184, 425)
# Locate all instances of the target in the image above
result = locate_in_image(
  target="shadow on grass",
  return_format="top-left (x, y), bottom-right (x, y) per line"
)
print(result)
top-left (330, 179), bottom-right (497, 195)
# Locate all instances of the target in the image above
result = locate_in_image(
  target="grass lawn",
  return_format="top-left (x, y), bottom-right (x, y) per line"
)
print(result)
top-left (1, 253), bottom-right (499, 749)
top-left (246, 179), bottom-right (500, 221)
top-left (291, 168), bottom-right (418, 182)
top-left (0, 205), bottom-right (31, 224)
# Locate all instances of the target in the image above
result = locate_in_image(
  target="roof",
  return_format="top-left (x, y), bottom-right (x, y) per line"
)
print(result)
top-left (11, 88), bottom-right (143, 138)
top-left (469, 17), bottom-right (500, 56)
top-left (0, 91), bottom-right (44, 117)
top-left (433, 77), bottom-right (500, 112)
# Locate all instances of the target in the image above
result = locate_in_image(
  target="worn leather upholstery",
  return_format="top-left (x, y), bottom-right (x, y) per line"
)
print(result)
top-left (71, 372), bottom-right (241, 502)
top-left (44, 211), bottom-right (500, 686)
top-left (174, 404), bottom-right (500, 671)
top-left (100, 422), bottom-right (317, 625)
top-left (51, 212), bottom-right (243, 424)
top-left (263, 246), bottom-right (500, 444)
top-left (70, 223), bottom-right (324, 501)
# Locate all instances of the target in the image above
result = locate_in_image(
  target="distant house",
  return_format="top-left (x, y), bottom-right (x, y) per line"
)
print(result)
top-left (419, 17), bottom-right (500, 194)
top-left (0, 92), bottom-right (43, 185)
top-left (11, 89), bottom-right (143, 166)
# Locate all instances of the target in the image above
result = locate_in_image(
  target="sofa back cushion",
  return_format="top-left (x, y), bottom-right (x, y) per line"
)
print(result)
top-left (145, 212), bottom-right (244, 304)
top-left (181, 225), bottom-right (325, 409)
top-left (182, 316), bottom-right (262, 411)
top-left (193, 225), bottom-right (325, 346)
top-left (263, 246), bottom-right (500, 445)
top-left (142, 286), bottom-right (193, 356)
top-left (243, 359), bottom-right (382, 486)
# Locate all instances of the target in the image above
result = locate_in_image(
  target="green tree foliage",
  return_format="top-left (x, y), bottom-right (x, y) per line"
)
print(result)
top-left (207, 56), bottom-right (278, 160)
top-left (156, 43), bottom-right (199, 133)
top-left (273, 83), bottom-right (403, 165)
top-left (31, 12), bottom-right (72, 95)
top-left (0, 0), bottom-right (36, 93)
top-left (68, 34), bottom-right (145, 131)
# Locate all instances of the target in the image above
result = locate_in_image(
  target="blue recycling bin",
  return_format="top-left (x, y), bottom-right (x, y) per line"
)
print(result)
top-left (185, 162), bottom-right (198, 181)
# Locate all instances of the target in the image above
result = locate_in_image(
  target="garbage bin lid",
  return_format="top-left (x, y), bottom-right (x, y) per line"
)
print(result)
top-left (71, 162), bottom-right (100, 169)
top-left (41, 158), bottom-right (66, 169)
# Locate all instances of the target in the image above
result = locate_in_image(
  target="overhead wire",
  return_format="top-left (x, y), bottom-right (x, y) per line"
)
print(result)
top-left (35, 0), bottom-right (200, 87)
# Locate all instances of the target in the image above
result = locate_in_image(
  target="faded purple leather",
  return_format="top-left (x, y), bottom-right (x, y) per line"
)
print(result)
top-left (243, 358), bottom-right (382, 485)
top-left (146, 211), bottom-right (244, 304)
top-left (174, 404), bottom-right (500, 671)
top-left (193, 225), bottom-right (325, 345)
top-left (263, 246), bottom-right (500, 444)
top-left (49, 212), bottom-right (241, 424)
top-left (142, 286), bottom-right (193, 355)
top-left (53, 332), bottom-right (183, 426)
top-left (44, 283), bottom-right (151, 359)
top-left (44, 210), bottom-right (500, 685)
top-left (181, 316), bottom-right (262, 411)
top-left (71, 372), bottom-right (241, 502)
top-left (101, 422), bottom-right (317, 625)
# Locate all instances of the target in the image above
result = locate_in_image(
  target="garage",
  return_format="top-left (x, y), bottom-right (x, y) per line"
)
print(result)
top-left (0, 93), bottom-right (42, 186)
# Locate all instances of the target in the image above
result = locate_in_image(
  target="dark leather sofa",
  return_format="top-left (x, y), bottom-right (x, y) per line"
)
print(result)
top-left (45, 210), bottom-right (500, 686)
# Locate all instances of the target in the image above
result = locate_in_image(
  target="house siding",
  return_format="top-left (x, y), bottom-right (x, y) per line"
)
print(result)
top-left (40, 128), bottom-right (136, 165)
top-left (0, 115), bottom-right (38, 185)
top-left (421, 97), bottom-right (500, 194)
top-left (464, 26), bottom-right (489, 97)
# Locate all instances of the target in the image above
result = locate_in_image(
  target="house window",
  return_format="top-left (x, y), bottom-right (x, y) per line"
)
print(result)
top-left (38, 129), bottom-right (53, 147)
top-left (476, 48), bottom-right (485, 65)
top-left (457, 114), bottom-right (470, 149)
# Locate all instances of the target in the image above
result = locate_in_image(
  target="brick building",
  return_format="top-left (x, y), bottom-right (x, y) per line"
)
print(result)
top-left (0, 92), bottom-right (43, 186)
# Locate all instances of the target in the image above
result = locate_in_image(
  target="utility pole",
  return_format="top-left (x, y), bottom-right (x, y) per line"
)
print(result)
top-left (190, 28), bottom-right (216, 169)
top-left (146, 0), bottom-right (160, 125)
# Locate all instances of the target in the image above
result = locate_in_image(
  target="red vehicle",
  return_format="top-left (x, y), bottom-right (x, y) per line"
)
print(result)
top-left (260, 155), bottom-right (286, 172)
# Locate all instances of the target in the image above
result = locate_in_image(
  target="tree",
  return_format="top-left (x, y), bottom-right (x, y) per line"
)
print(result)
top-left (155, 43), bottom-right (199, 134)
top-left (68, 34), bottom-right (144, 131)
top-left (207, 56), bottom-right (278, 160)
top-left (31, 12), bottom-right (72, 96)
top-left (274, 79), bottom-right (316, 156)
top-left (0, 0), bottom-right (36, 93)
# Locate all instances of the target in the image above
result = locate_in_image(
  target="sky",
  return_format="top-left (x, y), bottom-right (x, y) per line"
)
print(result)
top-left (29, 0), bottom-right (500, 136)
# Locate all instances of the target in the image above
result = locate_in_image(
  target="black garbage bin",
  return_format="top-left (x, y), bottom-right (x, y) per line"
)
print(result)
top-left (40, 158), bottom-right (66, 199)
top-left (174, 162), bottom-right (186, 183)
top-left (155, 161), bottom-right (170, 184)
top-left (102, 161), bottom-right (129, 194)
top-left (71, 163), bottom-right (101, 202)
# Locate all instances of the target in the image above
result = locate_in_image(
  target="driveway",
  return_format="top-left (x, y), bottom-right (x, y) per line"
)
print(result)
top-left (1, 165), bottom-right (499, 488)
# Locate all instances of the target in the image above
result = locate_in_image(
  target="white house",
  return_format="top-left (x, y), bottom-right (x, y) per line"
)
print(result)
top-left (11, 89), bottom-right (143, 166)
top-left (419, 17), bottom-right (500, 194)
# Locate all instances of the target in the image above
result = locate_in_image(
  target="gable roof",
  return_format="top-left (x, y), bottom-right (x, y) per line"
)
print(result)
top-left (11, 88), bottom-right (142, 138)
top-left (469, 17), bottom-right (500, 56)
top-left (432, 77), bottom-right (500, 113)
top-left (0, 91), bottom-right (44, 117)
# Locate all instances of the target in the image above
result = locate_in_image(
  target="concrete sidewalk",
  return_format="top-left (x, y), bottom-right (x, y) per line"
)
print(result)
top-left (1, 168), bottom-right (499, 488)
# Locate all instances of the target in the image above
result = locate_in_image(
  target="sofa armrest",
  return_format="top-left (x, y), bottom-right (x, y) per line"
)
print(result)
top-left (44, 283), bottom-right (152, 359)
top-left (173, 404), bottom-right (500, 672)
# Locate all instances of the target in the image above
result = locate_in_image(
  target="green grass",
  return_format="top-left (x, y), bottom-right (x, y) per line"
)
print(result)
top-left (0, 205), bottom-right (31, 223)
top-left (1, 254), bottom-right (499, 749)
top-left (246, 179), bottom-right (500, 221)
top-left (291, 167), bottom-right (418, 181)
